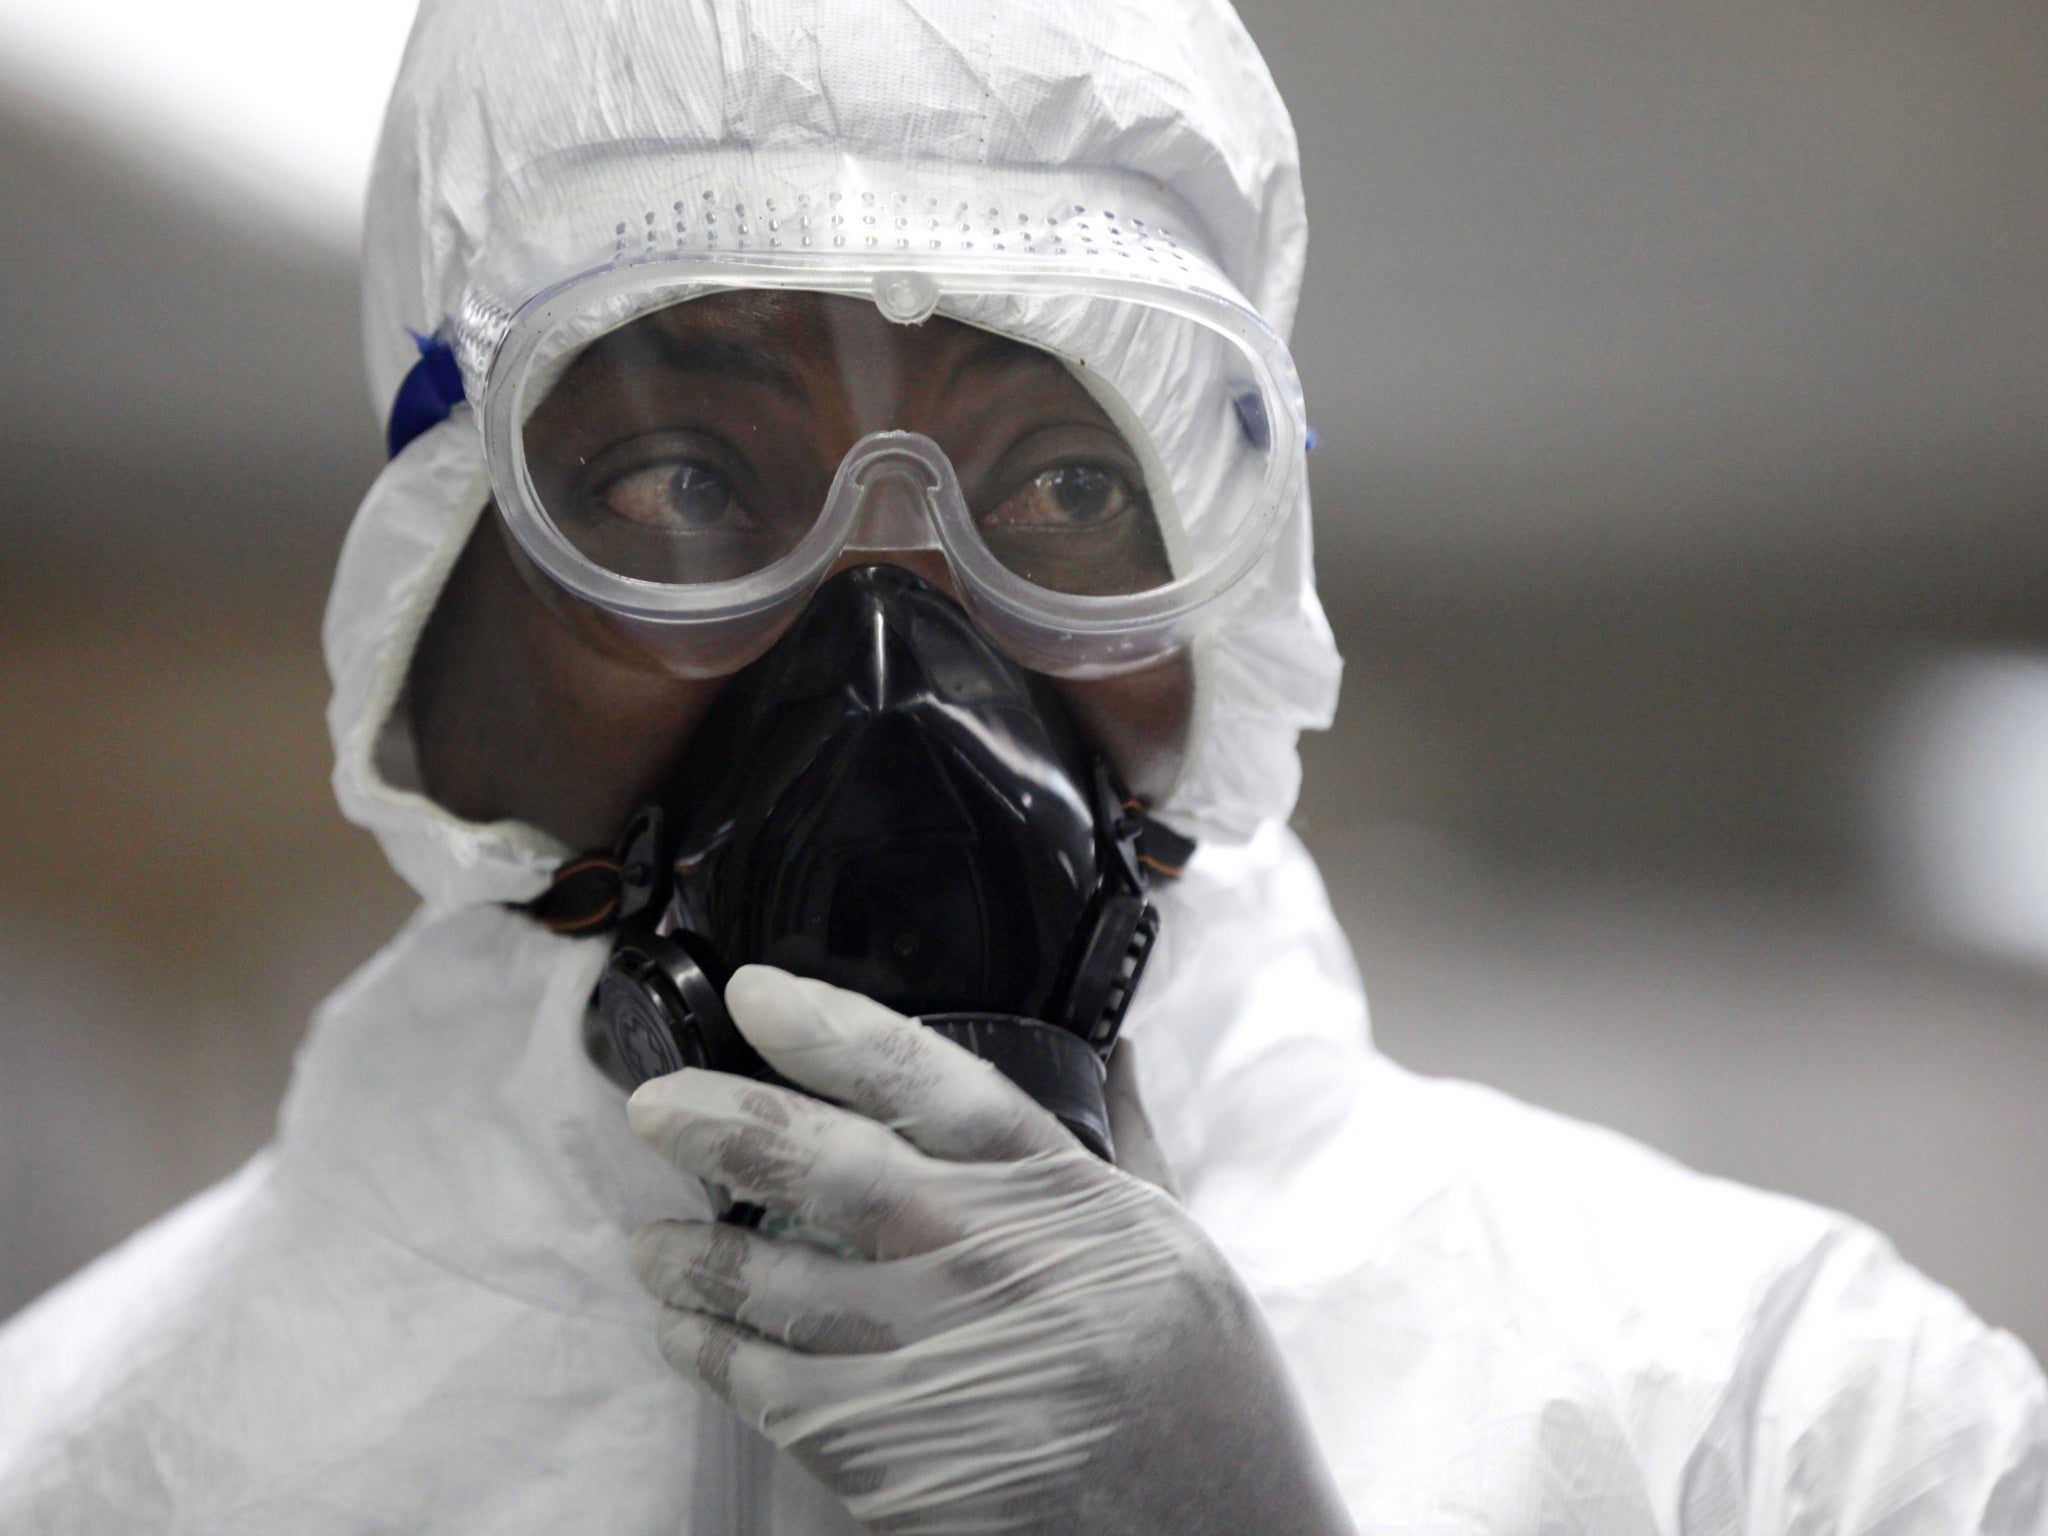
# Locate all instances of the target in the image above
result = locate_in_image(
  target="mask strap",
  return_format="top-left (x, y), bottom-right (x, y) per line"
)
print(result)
top-left (1129, 808), bottom-right (1197, 880)
top-left (517, 800), bottom-right (1193, 937)
top-left (517, 805), bottom-right (674, 936)
top-left (520, 853), bottom-right (624, 935)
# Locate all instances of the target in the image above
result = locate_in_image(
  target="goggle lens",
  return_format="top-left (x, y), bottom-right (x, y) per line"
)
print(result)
top-left (519, 291), bottom-right (1173, 598)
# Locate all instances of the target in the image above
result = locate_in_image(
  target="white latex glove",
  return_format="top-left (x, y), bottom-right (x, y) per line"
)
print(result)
top-left (627, 965), bottom-right (1355, 1536)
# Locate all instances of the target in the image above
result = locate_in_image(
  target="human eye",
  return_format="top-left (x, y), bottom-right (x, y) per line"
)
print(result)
top-left (966, 424), bottom-right (1171, 595)
top-left (982, 461), bottom-right (1143, 532)
top-left (595, 457), bottom-right (753, 534)
top-left (548, 424), bottom-right (790, 549)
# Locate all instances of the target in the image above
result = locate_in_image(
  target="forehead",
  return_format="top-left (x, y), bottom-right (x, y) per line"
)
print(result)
top-left (562, 289), bottom-right (1074, 397)
top-left (638, 288), bottom-right (844, 354)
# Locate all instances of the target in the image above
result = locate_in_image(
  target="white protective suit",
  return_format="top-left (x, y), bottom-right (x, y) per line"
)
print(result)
top-left (3, 0), bottom-right (2044, 1530)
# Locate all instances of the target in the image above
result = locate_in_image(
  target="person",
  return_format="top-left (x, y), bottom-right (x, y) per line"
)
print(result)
top-left (2, 0), bottom-right (2042, 1530)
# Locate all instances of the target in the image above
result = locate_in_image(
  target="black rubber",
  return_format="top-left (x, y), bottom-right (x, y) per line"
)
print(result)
top-left (921, 1012), bottom-right (1114, 1162)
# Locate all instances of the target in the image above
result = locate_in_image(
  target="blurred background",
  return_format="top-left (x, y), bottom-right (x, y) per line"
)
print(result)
top-left (2, 1), bottom-right (2043, 1358)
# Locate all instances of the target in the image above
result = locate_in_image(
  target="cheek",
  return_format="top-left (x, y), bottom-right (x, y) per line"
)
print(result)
top-left (542, 647), bottom-right (720, 805)
top-left (1051, 652), bottom-right (1195, 806)
top-left (507, 570), bottom-right (729, 829)
top-left (414, 506), bottom-right (732, 849)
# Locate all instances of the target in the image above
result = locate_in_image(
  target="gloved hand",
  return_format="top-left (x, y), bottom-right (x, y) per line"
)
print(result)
top-left (627, 965), bottom-right (1356, 1536)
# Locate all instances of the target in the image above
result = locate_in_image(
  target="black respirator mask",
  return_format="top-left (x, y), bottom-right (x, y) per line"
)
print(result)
top-left (524, 564), bottom-right (1192, 1161)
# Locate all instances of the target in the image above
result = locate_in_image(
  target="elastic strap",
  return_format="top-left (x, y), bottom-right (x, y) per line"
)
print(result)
top-left (522, 854), bottom-right (623, 935)
top-left (518, 803), bottom-right (1194, 933)
top-left (1125, 803), bottom-right (1197, 880)
top-left (385, 330), bottom-right (466, 459)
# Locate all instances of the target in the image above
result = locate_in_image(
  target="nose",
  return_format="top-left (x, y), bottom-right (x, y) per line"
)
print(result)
top-left (820, 546), bottom-right (963, 602)
top-left (813, 431), bottom-right (973, 604)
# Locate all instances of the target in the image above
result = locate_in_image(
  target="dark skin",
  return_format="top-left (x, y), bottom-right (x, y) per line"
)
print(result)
top-left (409, 293), bottom-right (1193, 849)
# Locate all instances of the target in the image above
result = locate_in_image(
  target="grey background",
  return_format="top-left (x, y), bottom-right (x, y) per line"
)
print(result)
top-left (3, 2), bottom-right (2044, 1357)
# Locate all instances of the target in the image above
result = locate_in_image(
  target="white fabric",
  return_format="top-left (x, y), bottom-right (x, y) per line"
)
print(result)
top-left (4, 831), bottom-right (2043, 1531)
top-left (4, 0), bottom-right (2045, 1531)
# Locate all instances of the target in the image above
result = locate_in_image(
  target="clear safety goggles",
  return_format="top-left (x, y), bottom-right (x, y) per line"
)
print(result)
top-left (468, 171), bottom-right (1307, 678)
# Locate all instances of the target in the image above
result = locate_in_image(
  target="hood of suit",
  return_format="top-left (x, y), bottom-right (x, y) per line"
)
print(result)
top-left (327, 0), bottom-right (1340, 912)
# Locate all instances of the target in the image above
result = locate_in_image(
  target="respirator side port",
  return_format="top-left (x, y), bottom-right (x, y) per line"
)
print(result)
top-left (596, 930), bottom-right (763, 1086)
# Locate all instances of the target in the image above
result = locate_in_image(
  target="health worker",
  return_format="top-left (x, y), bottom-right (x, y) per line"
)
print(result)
top-left (2, 1), bottom-right (2042, 1533)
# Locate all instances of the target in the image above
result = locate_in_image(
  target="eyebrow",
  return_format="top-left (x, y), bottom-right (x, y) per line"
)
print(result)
top-left (579, 326), bottom-right (808, 400)
top-left (950, 332), bottom-right (1067, 384)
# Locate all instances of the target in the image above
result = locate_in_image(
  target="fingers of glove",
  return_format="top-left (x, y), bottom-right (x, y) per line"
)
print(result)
top-left (1105, 1039), bottom-right (1181, 1198)
top-left (725, 965), bottom-right (1073, 1164)
top-left (633, 1219), bottom-right (938, 1354)
top-left (654, 1304), bottom-right (819, 1440)
top-left (628, 1070), bottom-right (957, 1255)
